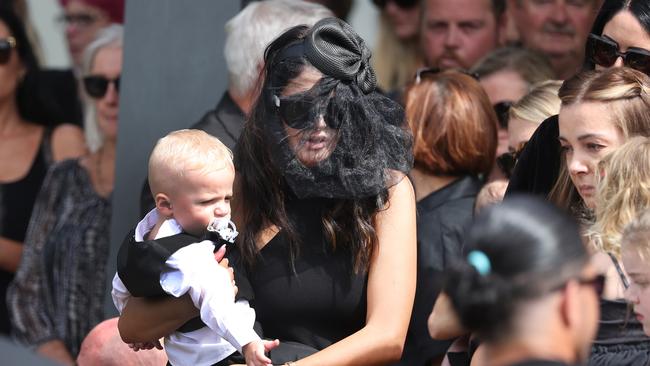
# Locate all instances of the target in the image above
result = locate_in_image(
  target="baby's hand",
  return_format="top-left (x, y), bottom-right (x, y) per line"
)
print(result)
top-left (242, 339), bottom-right (280, 366)
top-left (127, 340), bottom-right (163, 352)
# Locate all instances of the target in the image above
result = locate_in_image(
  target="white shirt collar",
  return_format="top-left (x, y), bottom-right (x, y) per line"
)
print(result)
top-left (134, 208), bottom-right (184, 241)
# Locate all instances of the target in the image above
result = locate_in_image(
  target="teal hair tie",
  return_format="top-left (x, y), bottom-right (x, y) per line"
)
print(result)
top-left (467, 250), bottom-right (491, 276)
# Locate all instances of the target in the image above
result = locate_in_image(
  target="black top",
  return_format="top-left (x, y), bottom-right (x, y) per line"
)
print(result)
top-left (0, 127), bottom-right (53, 335)
top-left (397, 176), bottom-right (483, 366)
top-left (505, 115), bottom-right (560, 198)
top-left (589, 255), bottom-right (650, 365)
top-left (235, 197), bottom-right (367, 354)
top-left (191, 91), bottom-right (246, 151)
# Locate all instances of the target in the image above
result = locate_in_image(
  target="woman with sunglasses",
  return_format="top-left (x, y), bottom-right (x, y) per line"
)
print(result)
top-left (371, 0), bottom-right (423, 92)
top-left (444, 196), bottom-right (602, 366)
top-left (7, 25), bottom-right (122, 366)
top-left (118, 18), bottom-right (416, 366)
top-left (507, 0), bottom-right (650, 197)
top-left (399, 68), bottom-right (497, 366)
top-left (0, 6), bottom-right (85, 338)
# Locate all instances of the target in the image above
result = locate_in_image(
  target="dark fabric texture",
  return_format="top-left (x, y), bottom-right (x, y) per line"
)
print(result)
top-left (265, 76), bottom-right (413, 199)
top-left (116, 231), bottom-right (203, 297)
top-left (139, 92), bottom-right (246, 218)
top-left (304, 17), bottom-right (376, 94)
top-left (396, 176), bottom-right (482, 366)
top-left (18, 69), bottom-right (83, 127)
top-left (116, 228), bottom-right (254, 334)
top-left (191, 92), bottom-right (246, 151)
top-left (0, 127), bottom-right (53, 336)
top-left (505, 115), bottom-right (560, 198)
top-left (7, 159), bottom-right (111, 357)
top-left (230, 197), bottom-right (367, 362)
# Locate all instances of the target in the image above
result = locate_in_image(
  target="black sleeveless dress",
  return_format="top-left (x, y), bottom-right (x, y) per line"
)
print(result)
top-left (589, 254), bottom-right (650, 365)
top-left (233, 197), bottom-right (368, 363)
top-left (0, 127), bottom-right (52, 335)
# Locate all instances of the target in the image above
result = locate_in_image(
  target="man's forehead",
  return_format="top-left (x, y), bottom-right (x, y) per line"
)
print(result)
top-left (425, 0), bottom-right (494, 19)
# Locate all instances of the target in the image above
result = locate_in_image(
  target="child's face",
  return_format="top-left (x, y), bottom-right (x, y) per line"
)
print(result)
top-left (623, 244), bottom-right (650, 336)
top-left (168, 166), bottom-right (235, 237)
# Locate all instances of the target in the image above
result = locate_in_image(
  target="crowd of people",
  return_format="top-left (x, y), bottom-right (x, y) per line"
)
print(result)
top-left (3, 0), bottom-right (650, 365)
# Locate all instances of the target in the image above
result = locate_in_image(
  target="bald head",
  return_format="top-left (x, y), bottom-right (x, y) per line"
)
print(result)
top-left (77, 318), bottom-right (167, 366)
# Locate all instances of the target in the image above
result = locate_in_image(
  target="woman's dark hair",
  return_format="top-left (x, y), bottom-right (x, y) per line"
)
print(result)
top-left (235, 20), bottom-right (411, 272)
top-left (445, 196), bottom-right (588, 341)
top-left (584, 0), bottom-right (650, 70)
top-left (0, 4), bottom-right (38, 71)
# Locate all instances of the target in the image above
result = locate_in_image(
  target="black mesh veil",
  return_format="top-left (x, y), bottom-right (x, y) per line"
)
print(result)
top-left (264, 17), bottom-right (413, 199)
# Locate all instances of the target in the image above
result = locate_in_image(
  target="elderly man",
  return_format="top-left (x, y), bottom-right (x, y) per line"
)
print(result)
top-left (508, 0), bottom-right (601, 79)
top-left (420, 0), bottom-right (506, 70)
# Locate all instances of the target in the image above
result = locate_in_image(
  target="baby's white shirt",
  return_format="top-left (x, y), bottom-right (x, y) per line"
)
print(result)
top-left (111, 208), bottom-right (258, 366)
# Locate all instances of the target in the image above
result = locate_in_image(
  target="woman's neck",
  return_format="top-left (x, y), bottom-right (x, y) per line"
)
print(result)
top-left (409, 167), bottom-right (459, 202)
top-left (89, 138), bottom-right (117, 197)
top-left (0, 98), bottom-right (26, 136)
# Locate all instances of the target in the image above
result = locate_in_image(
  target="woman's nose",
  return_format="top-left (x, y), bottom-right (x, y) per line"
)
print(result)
top-left (567, 153), bottom-right (589, 176)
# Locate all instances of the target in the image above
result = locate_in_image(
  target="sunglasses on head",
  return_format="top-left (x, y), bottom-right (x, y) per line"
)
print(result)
top-left (372, 0), bottom-right (419, 9)
top-left (587, 33), bottom-right (650, 75)
top-left (83, 75), bottom-right (120, 99)
top-left (273, 93), bottom-right (342, 130)
top-left (413, 67), bottom-right (480, 84)
top-left (0, 37), bottom-right (17, 65)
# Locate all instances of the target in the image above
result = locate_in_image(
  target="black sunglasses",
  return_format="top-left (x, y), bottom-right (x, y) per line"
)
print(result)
top-left (0, 37), bottom-right (17, 65)
top-left (413, 67), bottom-right (480, 84)
top-left (83, 75), bottom-right (120, 99)
top-left (273, 93), bottom-right (341, 130)
top-left (493, 101), bottom-right (512, 130)
top-left (372, 0), bottom-right (419, 9)
top-left (496, 141), bottom-right (526, 179)
top-left (587, 33), bottom-right (650, 75)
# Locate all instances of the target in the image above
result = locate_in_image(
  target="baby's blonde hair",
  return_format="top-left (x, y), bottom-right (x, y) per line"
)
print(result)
top-left (590, 137), bottom-right (650, 257)
top-left (622, 208), bottom-right (650, 262)
top-left (148, 129), bottom-right (233, 196)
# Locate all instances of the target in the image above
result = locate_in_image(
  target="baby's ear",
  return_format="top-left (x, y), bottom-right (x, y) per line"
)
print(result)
top-left (155, 193), bottom-right (173, 218)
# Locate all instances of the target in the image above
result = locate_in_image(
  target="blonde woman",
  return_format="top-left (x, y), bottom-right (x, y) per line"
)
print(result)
top-left (371, 1), bottom-right (422, 92)
top-left (551, 67), bottom-right (650, 214)
top-left (587, 136), bottom-right (650, 364)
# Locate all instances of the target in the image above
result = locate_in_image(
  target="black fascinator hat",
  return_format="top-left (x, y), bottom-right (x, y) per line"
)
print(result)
top-left (255, 17), bottom-right (413, 199)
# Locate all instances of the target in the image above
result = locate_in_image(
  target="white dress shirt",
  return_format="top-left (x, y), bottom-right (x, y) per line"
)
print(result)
top-left (112, 208), bottom-right (259, 366)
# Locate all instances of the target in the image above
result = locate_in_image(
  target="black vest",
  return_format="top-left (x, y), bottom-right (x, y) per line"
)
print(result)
top-left (117, 230), bottom-right (228, 333)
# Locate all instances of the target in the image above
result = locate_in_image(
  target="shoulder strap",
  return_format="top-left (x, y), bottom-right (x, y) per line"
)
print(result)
top-left (41, 126), bottom-right (54, 165)
top-left (607, 252), bottom-right (630, 289)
